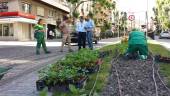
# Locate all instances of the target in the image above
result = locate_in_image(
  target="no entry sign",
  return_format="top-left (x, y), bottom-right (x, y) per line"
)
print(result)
top-left (128, 15), bottom-right (135, 21)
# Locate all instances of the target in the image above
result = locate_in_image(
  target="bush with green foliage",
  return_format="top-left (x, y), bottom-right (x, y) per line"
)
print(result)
top-left (72, 11), bottom-right (80, 18)
top-left (38, 49), bottom-right (99, 85)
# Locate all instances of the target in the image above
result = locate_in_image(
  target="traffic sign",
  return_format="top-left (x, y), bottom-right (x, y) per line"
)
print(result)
top-left (128, 15), bottom-right (135, 21)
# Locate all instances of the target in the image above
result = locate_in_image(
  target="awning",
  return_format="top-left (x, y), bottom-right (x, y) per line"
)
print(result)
top-left (0, 12), bottom-right (36, 19)
top-left (0, 17), bottom-right (37, 24)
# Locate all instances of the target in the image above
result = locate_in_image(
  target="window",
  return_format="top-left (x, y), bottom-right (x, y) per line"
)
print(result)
top-left (48, 10), bottom-right (55, 17)
top-left (0, 2), bottom-right (8, 12)
top-left (54, 11), bottom-right (57, 17)
top-left (22, 3), bottom-right (31, 13)
top-left (37, 6), bottom-right (44, 16)
top-left (0, 24), bottom-right (13, 37)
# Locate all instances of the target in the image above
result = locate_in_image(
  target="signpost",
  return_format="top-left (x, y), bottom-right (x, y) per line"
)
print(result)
top-left (128, 15), bottom-right (135, 30)
top-left (128, 15), bottom-right (135, 21)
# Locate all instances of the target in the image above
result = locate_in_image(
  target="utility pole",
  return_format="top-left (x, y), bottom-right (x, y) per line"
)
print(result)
top-left (146, 0), bottom-right (149, 37)
top-left (118, 12), bottom-right (120, 39)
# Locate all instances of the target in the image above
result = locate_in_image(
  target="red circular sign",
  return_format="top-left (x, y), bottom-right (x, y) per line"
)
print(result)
top-left (128, 15), bottom-right (135, 21)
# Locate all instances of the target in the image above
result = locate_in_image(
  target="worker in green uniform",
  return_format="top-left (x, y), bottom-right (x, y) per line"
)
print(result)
top-left (34, 19), bottom-right (51, 55)
top-left (126, 28), bottom-right (148, 59)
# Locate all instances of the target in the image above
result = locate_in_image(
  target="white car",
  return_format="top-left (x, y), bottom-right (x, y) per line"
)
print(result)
top-left (159, 31), bottom-right (170, 39)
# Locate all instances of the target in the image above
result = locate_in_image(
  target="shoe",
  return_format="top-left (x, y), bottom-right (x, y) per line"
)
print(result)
top-left (36, 52), bottom-right (40, 55)
top-left (36, 51), bottom-right (40, 55)
top-left (45, 51), bottom-right (51, 54)
top-left (69, 49), bottom-right (73, 52)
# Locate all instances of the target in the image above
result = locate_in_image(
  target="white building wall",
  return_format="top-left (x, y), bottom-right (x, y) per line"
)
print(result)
top-left (13, 22), bottom-right (30, 41)
top-left (13, 23), bottom-right (20, 40)
top-left (22, 23), bottom-right (30, 41)
top-left (7, 0), bottom-right (20, 12)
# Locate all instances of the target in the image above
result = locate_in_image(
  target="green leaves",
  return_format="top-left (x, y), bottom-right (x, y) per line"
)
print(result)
top-left (38, 49), bottom-right (99, 85)
top-left (67, 0), bottom-right (80, 4)
top-left (116, 43), bottom-right (128, 55)
top-left (39, 88), bottom-right (48, 96)
top-left (62, 49), bottom-right (99, 68)
top-left (156, 0), bottom-right (170, 29)
top-left (69, 84), bottom-right (87, 96)
top-left (72, 11), bottom-right (80, 18)
top-left (69, 84), bottom-right (79, 94)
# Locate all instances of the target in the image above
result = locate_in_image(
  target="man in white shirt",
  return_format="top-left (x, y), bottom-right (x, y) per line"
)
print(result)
top-left (76, 16), bottom-right (86, 50)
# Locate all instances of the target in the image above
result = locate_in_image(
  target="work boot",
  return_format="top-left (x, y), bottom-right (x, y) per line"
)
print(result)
top-left (36, 49), bottom-right (40, 55)
top-left (36, 51), bottom-right (40, 55)
top-left (45, 51), bottom-right (51, 54)
top-left (69, 49), bottom-right (73, 52)
top-left (78, 47), bottom-right (81, 50)
top-left (60, 49), bottom-right (63, 52)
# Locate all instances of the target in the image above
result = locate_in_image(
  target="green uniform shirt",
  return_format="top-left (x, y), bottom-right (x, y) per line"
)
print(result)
top-left (128, 31), bottom-right (147, 45)
top-left (34, 24), bottom-right (44, 30)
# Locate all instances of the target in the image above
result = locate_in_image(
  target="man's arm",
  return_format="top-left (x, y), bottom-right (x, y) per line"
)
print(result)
top-left (75, 22), bottom-right (79, 32)
top-left (92, 20), bottom-right (95, 28)
top-left (59, 22), bottom-right (64, 30)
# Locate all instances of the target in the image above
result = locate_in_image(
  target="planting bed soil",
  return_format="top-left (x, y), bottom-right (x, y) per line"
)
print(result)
top-left (101, 56), bottom-right (170, 96)
top-left (155, 55), bottom-right (170, 63)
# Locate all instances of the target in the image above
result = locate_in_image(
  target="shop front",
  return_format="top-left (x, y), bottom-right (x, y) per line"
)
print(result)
top-left (0, 12), bottom-right (36, 41)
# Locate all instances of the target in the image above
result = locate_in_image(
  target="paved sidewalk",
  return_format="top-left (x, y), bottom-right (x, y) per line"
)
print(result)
top-left (0, 38), bottom-right (120, 96)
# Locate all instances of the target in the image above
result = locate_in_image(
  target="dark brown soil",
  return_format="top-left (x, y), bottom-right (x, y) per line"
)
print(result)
top-left (101, 57), bottom-right (170, 96)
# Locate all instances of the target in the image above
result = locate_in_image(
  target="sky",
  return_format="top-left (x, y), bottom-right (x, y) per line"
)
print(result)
top-left (117, 0), bottom-right (156, 25)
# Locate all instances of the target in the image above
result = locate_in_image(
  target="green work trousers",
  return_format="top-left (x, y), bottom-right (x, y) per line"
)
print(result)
top-left (36, 32), bottom-right (47, 54)
top-left (127, 44), bottom-right (148, 56)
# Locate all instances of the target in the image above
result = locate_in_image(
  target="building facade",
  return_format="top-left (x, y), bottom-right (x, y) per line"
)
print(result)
top-left (0, 0), bottom-right (70, 41)
top-left (77, 1), bottom-right (93, 17)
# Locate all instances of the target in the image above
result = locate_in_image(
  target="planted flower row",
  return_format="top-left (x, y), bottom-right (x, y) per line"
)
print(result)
top-left (36, 49), bottom-right (102, 92)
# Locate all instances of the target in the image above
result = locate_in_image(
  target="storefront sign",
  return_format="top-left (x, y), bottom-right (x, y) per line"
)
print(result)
top-left (0, 2), bottom-right (8, 12)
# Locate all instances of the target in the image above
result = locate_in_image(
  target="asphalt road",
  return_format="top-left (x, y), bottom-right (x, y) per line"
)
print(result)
top-left (154, 36), bottom-right (170, 50)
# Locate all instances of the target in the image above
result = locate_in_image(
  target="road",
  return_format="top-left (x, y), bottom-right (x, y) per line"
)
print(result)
top-left (0, 38), bottom-right (120, 96)
top-left (154, 36), bottom-right (170, 50)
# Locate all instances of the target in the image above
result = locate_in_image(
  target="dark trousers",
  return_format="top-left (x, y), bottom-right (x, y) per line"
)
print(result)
top-left (78, 32), bottom-right (86, 50)
top-left (36, 32), bottom-right (47, 54)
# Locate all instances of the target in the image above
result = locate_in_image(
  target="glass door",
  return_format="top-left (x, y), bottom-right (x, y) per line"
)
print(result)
top-left (0, 24), bottom-right (2, 36)
top-left (3, 24), bottom-right (9, 36)
top-left (0, 24), bottom-right (14, 37)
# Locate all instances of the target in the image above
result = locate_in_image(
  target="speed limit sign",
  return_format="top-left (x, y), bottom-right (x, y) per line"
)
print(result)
top-left (128, 15), bottom-right (135, 21)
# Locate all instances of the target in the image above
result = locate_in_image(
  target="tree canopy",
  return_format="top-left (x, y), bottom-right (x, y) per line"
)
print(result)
top-left (155, 0), bottom-right (170, 29)
top-left (66, 0), bottom-right (115, 13)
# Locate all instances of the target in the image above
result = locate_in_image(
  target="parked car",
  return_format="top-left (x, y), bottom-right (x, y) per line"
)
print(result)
top-left (159, 31), bottom-right (170, 39)
top-left (67, 32), bottom-right (99, 44)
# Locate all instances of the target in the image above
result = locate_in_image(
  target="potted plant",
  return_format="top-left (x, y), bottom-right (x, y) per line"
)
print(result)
top-left (37, 64), bottom-right (87, 92)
